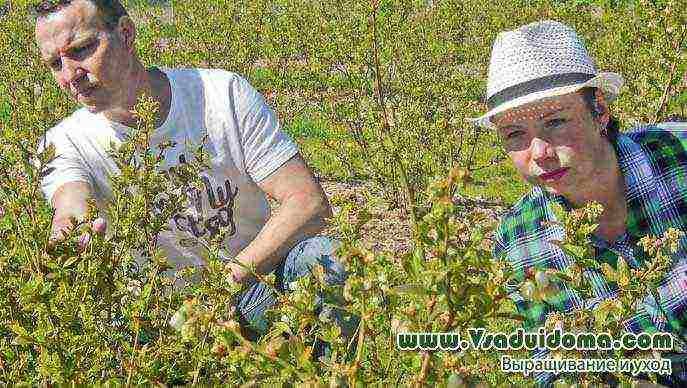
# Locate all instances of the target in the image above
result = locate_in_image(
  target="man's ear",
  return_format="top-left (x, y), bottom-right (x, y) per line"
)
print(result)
top-left (116, 16), bottom-right (136, 54)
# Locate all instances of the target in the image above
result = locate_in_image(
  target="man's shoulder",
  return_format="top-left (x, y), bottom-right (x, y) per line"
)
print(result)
top-left (164, 67), bottom-right (260, 110)
top-left (42, 108), bottom-right (99, 142)
top-left (164, 67), bottom-right (248, 90)
top-left (619, 121), bottom-right (687, 165)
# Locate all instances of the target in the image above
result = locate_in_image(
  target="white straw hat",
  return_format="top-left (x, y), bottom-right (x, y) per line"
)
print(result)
top-left (470, 20), bottom-right (624, 129)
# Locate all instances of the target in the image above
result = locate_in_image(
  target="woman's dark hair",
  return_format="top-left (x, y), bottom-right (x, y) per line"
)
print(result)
top-left (581, 87), bottom-right (620, 141)
top-left (32, 0), bottom-right (129, 30)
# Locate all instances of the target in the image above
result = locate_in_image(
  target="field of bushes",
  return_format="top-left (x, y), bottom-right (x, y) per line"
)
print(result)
top-left (0, 0), bottom-right (685, 385)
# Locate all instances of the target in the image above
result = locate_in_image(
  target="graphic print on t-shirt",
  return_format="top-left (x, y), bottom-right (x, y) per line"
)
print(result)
top-left (172, 175), bottom-right (239, 239)
top-left (154, 151), bottom-right (240, 247)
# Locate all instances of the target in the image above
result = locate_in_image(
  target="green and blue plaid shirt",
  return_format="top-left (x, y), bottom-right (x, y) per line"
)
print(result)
top-left (493, 122), bottom-right (687, 386)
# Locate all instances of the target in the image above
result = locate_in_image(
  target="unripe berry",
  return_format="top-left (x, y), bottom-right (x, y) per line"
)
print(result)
top-left (520, 281), bottom-right (535, 300)
top-left (77, 233), bottom-right (91, 252)
top-left (220, 320), bottom-right (240, 332)
top-left (92, 218), bottom-right (107, 234)
top-left (534, 270), bottom-right (550, 288)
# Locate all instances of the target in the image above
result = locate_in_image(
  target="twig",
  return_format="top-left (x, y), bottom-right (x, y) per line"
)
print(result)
top-left (415, 352), bottom-right (432, 387)
top-left (466, 126), bottom-right (481, 168)
top-left (413, 295), bottom-right (438, 386)
top-left (126, 323), bottom-right (140, 387)
top-left (348, 316), bottom-right (366, 386)
top-left (192, 329), bottom-right (211, 386)
top-left (653, 24), bottom-right (686, 124)
top-left (369, 0), bottom-right (418, 228)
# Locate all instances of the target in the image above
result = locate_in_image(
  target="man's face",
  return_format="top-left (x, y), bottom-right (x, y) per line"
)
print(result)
top-left (35, 0), bottom-right (132, 112)
top-left (493, 90), bottom-right (611, 200)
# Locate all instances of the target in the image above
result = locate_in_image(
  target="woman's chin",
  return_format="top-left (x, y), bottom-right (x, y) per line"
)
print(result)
top-left (543, 185), bottom-right (563, 196)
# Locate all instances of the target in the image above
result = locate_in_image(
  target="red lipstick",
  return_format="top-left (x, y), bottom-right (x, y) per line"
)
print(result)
top-left (539, 168), bottom-right (568, 182)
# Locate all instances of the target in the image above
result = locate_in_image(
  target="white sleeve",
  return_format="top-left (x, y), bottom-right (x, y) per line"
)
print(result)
top-left (36, 129), bottom-right (93, 206)
top-left (231, 75), bottom-right (298, 183)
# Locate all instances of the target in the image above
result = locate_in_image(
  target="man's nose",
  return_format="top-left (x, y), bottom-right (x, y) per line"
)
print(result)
top-left (529, 137), bottom-right (554, 162)
top-left (60, 58), bottom-right (86, 86)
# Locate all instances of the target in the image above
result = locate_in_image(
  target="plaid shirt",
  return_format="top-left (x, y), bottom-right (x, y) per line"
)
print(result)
top-left (493, 122), bottom-right (687, 386)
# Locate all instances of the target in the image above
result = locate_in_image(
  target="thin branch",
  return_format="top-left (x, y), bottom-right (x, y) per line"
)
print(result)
top-left (415, 352), bottom-right (432, 387)
top-left (369, 0), bottom-right (418, 228)
top-left (653, 24), bottom-right (687, 123)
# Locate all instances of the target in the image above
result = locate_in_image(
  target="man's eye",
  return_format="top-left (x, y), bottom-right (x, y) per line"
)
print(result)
top-left (73, 42), bottom-right (96, 58)
top-left (50, 59), bottom-right (61, 70)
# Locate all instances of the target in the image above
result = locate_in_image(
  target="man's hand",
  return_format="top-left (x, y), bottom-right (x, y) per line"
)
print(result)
top-left (49, 217), bottom-right (108, 252)
top-left (226, 261), bottom-right (252, 284)
top-left (48, 181), bottom-right (106, 252)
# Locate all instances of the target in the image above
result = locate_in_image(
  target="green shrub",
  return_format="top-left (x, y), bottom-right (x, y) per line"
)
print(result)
top-left (0, 0), bottom-right (685, 385)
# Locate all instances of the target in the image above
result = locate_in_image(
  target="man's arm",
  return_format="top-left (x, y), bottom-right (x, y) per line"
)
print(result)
top-left (49, 181), bottom-right (92, 242)
top-left (228, 153), bottom-right (332, 283)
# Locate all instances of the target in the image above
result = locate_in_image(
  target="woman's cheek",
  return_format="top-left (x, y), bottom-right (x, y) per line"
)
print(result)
top-left (555, 147), bottom-right (574, 168)
top-left (508, 152), bottom-right (538, 179)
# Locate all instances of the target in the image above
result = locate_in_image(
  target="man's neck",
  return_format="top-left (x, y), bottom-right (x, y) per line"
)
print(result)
top-left (101, 62), bottom-right (171, 129)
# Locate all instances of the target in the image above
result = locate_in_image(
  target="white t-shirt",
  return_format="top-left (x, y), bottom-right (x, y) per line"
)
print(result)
top-left (38, 68), bottom-right (298, 270)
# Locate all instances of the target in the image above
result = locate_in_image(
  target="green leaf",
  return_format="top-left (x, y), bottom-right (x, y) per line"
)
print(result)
top-left (447, 373), bottom-right (467, 388)
top-left (601, 263), bottom-right (617, 281)
top-left (391, 283), bottom-right (425, 296)
top-left (10, 324), bottom-right (33, 346)
top-left (617, 257), bottom-right (630, 287)
top-left (169, 305), bottom-right (188, 331)
top-left (672, 91), bottom-right (687, 107)
top-left (593, 305), bottom-right (609, 327)
top-left (63, 256), bottom-right (79, 268)
top-left (549, 240), bottom-right (587, 259)
top-left (550, 202), bottom-right (567, 222)
top-left (268, 321), bottom-right (293, 337)
top-left (580, 258), bottom-right (601, 270)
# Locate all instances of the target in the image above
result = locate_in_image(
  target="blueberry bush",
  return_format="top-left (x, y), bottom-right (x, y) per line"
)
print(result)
top-left (0, 0), bottom-right (685, 385)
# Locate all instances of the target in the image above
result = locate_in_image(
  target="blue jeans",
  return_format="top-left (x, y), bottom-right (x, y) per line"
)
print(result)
top-left (234, 236), bottom-right (358, 343)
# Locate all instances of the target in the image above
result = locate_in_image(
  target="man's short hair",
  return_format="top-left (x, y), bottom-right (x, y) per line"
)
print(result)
top-left (32, 0), bottom-right (128, 30)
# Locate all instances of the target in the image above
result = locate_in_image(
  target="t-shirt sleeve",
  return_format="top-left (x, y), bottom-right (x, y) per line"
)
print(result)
top-left (230, 75), bottom-right (298, 183)
top-left (35, 128), bottom-right (93, 206)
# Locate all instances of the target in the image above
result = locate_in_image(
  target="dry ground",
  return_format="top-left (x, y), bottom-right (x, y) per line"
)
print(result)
top-left (271, 177), bottom-right (509, 255)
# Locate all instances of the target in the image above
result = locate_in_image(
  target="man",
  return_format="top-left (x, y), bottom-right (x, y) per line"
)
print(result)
top-left (32, 0), bottom-right (350, 338)
top-left (472, 21), bottom-right (687, 386)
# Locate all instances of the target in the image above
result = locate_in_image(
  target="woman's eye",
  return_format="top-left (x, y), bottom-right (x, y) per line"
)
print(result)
top-left (503, 131), bottom-right (528, 150)
top-left (507, 131), bottom-right (523, 139)
top-left (547, 118), bottom-right (567, 128)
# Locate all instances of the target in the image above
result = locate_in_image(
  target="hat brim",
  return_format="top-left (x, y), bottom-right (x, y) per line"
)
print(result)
top-left (468, 72), bottom-right (624, 129)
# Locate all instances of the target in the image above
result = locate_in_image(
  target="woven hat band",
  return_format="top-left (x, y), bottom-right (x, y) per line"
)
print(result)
top-left (486, 72), bottom-right (595, 110)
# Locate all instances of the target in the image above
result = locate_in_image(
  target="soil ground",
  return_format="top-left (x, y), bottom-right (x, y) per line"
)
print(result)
top-left (271, 177), bottom-right (510, 254)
